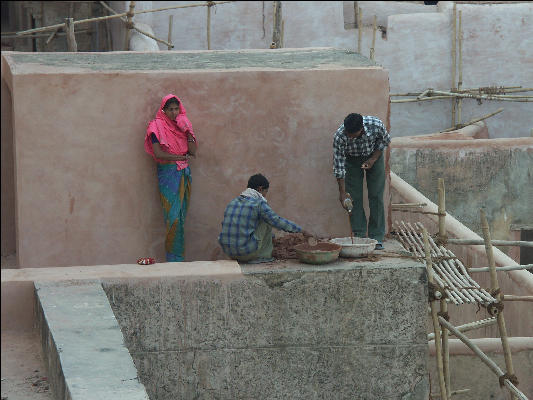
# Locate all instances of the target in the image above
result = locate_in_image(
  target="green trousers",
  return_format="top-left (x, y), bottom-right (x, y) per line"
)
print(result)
top-left (233, 220), bottom-right (273, 262)
top-left (345, 153), bottom-right (385, 242)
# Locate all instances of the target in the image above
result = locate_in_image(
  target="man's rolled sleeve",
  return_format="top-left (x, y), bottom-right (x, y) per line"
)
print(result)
top-left (333, 133), bottom-right (346, 179)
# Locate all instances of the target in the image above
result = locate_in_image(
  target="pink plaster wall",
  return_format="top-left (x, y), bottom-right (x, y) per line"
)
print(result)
top-left (1, 60), bottom-right (16, 257)
top-left (3, 53), bottom-right (390, 267)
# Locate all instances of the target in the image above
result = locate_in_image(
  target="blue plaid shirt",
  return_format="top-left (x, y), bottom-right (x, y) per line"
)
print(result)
top-left (218, 195), bottom-right (302, 257)
top-left (333, 116), bottom-right (390, 179)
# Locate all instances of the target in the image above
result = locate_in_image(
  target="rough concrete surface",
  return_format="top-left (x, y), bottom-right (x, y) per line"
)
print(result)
top-left (34, 280), bottom-right (150, 400)
top-left (103, 256), bottom-right (429, 399)
top-left (1, 331), bottom-right (53, 400)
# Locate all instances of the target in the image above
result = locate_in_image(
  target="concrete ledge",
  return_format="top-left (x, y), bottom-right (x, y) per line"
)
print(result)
top-left (35, 280), bottom-right (150, 400)
top-left (1, 261), bottom-right (241, 331)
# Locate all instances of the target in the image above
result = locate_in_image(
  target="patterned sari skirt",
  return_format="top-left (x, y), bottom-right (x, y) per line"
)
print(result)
top-left (157, 164), bottom-right (191, 262)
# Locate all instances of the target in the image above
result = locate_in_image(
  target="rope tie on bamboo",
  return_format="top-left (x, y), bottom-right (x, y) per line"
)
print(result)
top-left (428, 282), bottom-right (446, 302)
top-left (437, 311), bottom-right (450, 321)
top-left (486, 301), bottom-right (504, 316)
top-left (498, 373), bottom-right (519, 388)
top-left (125, 21), bottom-right (134, 29)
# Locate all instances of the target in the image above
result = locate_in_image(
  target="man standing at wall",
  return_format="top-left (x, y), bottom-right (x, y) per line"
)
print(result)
top-left (333, 113), bottom-right (390, 250)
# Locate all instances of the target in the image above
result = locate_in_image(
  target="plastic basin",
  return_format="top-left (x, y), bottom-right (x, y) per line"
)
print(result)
top-left (293, 242), bottom-right (342, 265)
top-left (329, 237), bottom-right (377, 258)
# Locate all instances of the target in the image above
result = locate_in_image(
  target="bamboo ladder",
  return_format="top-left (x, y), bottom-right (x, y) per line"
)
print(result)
top-left (392, 178), bottom-right (530, 400)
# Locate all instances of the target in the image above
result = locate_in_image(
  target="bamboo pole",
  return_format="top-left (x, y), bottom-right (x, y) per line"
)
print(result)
top-left (100, 1), bottom-right (173, 49)
top-left (281, 19), bottom-right (285, 48)
top-left (431, 90), bottom-right (532, 101)
top-left (353, 2), bottom-right (358, 51)
top-left (447, 239), bottom-right (533, 247)
top-left (357, 7), bottom-right (362, 54)
top-left (440, 108), bottom-right (504, 133)
top-left (469, 264), bottom-right (533, 273)
top-left (451, 3), bottom-right (457, 127)
top-left (16, 1), bottom-right (234, 36)
top-left (438, 317), bottom-right (527, 400)
top-left (124, 1), bottom-right (135, 51)
top-left (65, 18), bottom-right (77, 52)
top-left (45, 27), bottom-right (59, 45)
top-left (391, 96), bottom-right (452, 103)
top-left (271, 1), bottom-right (282, 49)
top-left (503, 295), bottom-right (533, 302)
top-left (370, 15), bottom-right (376, 60)
top-left (480, 209), bottom-right (518, 400)
top-left (167, 15), bottom-right (173, 50)
top-left (428, 317), bottom-right (496, 341)
top-left (423, 228), bottom-right (448, 400)
top-left (457, 10), bottom-right (463, 125)
top-left (391, 202), bottom-right (427, 208)
top-left (438, 178), bottom-right (446, 242)
top-left (440, 299), bottom-right (451, 399)
top-left (389, 86), bottom-right (531, 96)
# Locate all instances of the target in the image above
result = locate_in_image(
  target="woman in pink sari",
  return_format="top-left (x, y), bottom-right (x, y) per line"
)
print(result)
top-left (145, 94), bottom-right (197, 261)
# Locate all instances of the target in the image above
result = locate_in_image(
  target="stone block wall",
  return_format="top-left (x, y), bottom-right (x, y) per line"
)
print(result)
top-left (103, 260), bottom-right (429, 399)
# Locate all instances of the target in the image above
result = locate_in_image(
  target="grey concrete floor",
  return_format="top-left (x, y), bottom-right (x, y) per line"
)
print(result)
top-left (1, 330), bottom-right (53, 400)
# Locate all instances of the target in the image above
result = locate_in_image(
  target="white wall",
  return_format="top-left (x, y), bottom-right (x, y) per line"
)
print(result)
top-left (112, 1), bottom-right (533, 138)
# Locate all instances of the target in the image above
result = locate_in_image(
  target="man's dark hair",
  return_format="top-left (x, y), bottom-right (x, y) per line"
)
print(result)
top-left (344, 113), bottom-right (363, 134)
top-left (247, 174), bottom-right (269, 190)
top-left (163, 97), bottom-right (180, 110)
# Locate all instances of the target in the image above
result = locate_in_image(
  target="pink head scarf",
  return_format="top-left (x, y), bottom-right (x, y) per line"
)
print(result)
top-left (145, 94), bottom-right (197, 170)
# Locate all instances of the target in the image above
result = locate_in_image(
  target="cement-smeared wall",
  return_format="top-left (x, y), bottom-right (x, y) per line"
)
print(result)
top-left (390, 135), bottom-right (533, 242)
top-left (1, 49), bottom-right (390, 268)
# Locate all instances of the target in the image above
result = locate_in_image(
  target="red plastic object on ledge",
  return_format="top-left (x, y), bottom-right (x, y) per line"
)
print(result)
top-left (137, 257), bottom-right (156, 265)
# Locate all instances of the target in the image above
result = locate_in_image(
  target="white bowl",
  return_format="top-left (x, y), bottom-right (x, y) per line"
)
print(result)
top-left (329, 237), bottom-right (378, 258)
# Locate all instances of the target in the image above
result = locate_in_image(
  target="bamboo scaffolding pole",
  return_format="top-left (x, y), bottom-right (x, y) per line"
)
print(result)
top-left (451, 3), bottom-right (457, 127)
top-left (503, 295), bottom-right (533, 302)
top-left (391, 203), bottom-right (427, 208)
top-left (370, 15), bottom-right (376, 60)
top-left (480, 209), bottom-right (518, 400)
top-left (423, 228), bottom-right (448, 400)
top-left (469, 264), bottom-right (533, 273)
top-left (440, 298), bottom-right (451, 400)
top-left (353, 2), bottom-right (358, 51)
top-left (438, 317), bottom-right (527, 400)
top-left (357, 7), bottom-right (362, 54)
top-left (431, 90), bottom-right (533, 101)
top-left (16, 1), bottom-right (233, 36)
top-left (65, 18), bottom-right (77, 52)
top-left (447, 239), bottom-right (533, 247)
top-left (438, 178), bottom-right (446, 242)
top-left (428, 317), bottom-right (496, 341)
top-left (207, 1), bottom-right (212, 49)
top-left (167, 15), bottom-right (173, 50)
top-left (417, 88), bottom-right (431, 100)
top-left (100, 1), bottom-right (174, 49)
top-left (389, 86), bottom-right (529, 96)
top-left (124, 1), bottom-right (135, 51)
top-left (45, 27), bottom-right (60, 45)
top-left (391, 96), bottom-right (454, 103)
top-left (440, 108), bottom-right (504, 133)
top-left (271, 1), bottom-right (282, 49)
top-left (457, 10), bottom-right (463, 125)
top-left (281, 19), bottom-right (285, 48)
